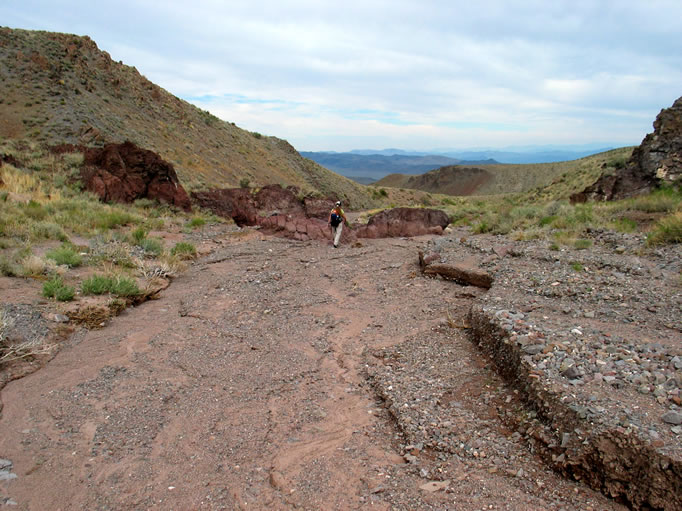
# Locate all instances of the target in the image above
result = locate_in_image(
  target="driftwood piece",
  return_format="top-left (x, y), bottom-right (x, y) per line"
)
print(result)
top-left (423, 263), bottom-right (493, 288)
top-left (419, 251), bottom-right (493, 288)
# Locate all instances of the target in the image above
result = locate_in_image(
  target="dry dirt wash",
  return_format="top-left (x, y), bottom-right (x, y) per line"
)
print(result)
top-left (0, 232), bottom-right (625, 510)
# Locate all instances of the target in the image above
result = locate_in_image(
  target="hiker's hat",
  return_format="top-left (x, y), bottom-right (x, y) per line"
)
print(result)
top-left (335, 201), bottom-right (341, 206)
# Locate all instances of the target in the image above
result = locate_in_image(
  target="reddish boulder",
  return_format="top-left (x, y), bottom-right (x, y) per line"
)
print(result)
top-left (77, 141), bottom-right (191, 211)
top-left (355, 208), bottom-right (450, 239)
top-left (191, 188), bottom-right (258, 227)
top-left (254, 184), bottom-right (305, 216)
top-left (304, 196), bottom-right (336, 219)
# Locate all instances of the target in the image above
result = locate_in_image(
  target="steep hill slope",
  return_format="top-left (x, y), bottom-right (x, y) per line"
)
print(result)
top-left (0, 27), bottom-right (373, 207)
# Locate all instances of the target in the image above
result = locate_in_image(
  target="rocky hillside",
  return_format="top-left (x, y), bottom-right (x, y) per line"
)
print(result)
top-left (572, 96), bottom-right (682, 202)
top-left (376, 166), bottom-right (493, 195)
top-left (374, 150), bottom-right (631, 198)
top-left (0, 27), bottom-right (373, 207)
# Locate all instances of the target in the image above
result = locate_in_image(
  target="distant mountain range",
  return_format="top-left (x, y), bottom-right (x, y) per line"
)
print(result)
top-left (300, 152), bottom-right (498, 183)
top-left (347, 145), bottom-right (616, 164)
top-left (302, 145), bottom-right (616, 183)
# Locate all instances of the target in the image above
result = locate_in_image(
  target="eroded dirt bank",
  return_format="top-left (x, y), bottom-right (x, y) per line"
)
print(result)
top-left (0, 230), bottom-right (642, 510)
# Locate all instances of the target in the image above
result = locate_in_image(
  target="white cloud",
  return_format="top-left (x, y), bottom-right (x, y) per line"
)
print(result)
top-left (1, 0), bottom-right (681, 151)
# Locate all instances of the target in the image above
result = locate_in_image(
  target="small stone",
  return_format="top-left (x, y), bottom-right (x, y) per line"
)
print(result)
top-left (562, 366), bottom-right (580, 380)
top-left (584, 311), bottom-right (595, 319)
top-left (671, 426), bottom-right (682, 434)
top-left (661, 411), bottom-right (682, 425)
top-left (419, 480), bottom-right (450, 492)
top-left (53, 314), bottom-right (70, 323)
top-left (522, 344), bottom-right (545, 355)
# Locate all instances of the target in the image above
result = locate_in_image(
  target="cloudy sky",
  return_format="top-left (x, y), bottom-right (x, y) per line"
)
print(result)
top-left (2, 1), bottom-right (681, 152)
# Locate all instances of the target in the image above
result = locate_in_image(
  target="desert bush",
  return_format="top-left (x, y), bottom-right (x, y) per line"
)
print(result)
top-left (42, 275), bottom-right (75, 301)
top-left (574, 239), bottom-right (593, 250)
top-left (0, 256), bottom-right (19, 277)
top-left (45, 243), bottom-right (82, 267)
top-left (170, 241), bottom-right (197, 260)
top-left (21, 255), bottom-right (48, 277)
top-left (138, 237), bottom-right (163, 256)
top-left (81, 274), bottom-right (116, 295)
top-left (81, 274), bottom-right (140, 297)
top-left (647, 212), bottom-right (682, 246)
top-left (131, 226), bottom-right (147, 244)
top-left (187, 216), bottom-right (206, 229)
top-left (239, 177), bottom-right (251, 189)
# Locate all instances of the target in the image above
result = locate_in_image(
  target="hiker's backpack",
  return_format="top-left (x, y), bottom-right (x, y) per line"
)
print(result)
top-left (330, 213), bottom-right (341, 227)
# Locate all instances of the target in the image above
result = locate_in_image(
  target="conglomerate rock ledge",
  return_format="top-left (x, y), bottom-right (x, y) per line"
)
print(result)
top-left (421, 230), bottom-right (682, 510)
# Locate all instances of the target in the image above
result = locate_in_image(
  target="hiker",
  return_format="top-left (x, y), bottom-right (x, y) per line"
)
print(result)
top-left (328, 201), bottom-right (349, 248)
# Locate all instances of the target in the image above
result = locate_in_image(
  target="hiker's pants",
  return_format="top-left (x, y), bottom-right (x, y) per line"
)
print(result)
top-left (332, 223), bottom-right (343, 246)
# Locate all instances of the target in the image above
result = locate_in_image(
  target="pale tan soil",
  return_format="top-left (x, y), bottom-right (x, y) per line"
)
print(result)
top-left (0, 231), bottom-right (628, 510)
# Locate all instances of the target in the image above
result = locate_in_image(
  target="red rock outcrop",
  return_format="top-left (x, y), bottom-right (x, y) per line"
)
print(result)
top-left (572, 96), bottom-right (682, 202)
top-left (194, 184), bottom-right (450, 242)
top-left (354, 207), bottom-right (450, 238)
top-left (80, 141), bottom-right (191, 211)
top-left (53, 141), bottom-right (191, 211)
top-left (191, 188), bottom-right (258, 227)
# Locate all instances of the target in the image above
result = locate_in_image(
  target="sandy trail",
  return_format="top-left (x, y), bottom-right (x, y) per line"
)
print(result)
top-left (0, 233), bottom-right (624, 510)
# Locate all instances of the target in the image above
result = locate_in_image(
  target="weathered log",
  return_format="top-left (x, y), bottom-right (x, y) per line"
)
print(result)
top-left (422, 262), bottom-right (493, 288)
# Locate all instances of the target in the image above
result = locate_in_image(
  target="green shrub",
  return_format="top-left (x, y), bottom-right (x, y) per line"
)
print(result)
top-left (239, 177), bottom-right (251, 189)
top-left (170, 241), bottom-right (197, 260)
top-left (0, 256), bottom-right (19, 277)
top-left (43, 275), bottom-right (75, 301)
top-left (539, 215), bottom-right (557, 227)
top-left (45, 244), bottom-right (82, 267)
top-left (574, 239), bottom-right (593, 250)
top-left (187, 216), bottom-right (206, 229)
top-left (612, 218), bottom-right (637, 233)
top-left (472, 221), bottom-right (492, 234)
top-left (571, 262), bottom-right (584, 272)
top-left (81, 274), bottom-right (140, 297)
top-left (81, 274), bottom-right (116, 295)
top-left (110, 276), bottom-right (140, 297)
top-left (131, 226), bottom-right (147, 244)
top-left (138, 237), bottom-right (163, 256)
top-left (647, 212), bottom-right (682, 246)
top-left (94, 210), bottom-right (137, 230)
top-left (55, 284), bottom-right (75, 301)
top-left (23, 200), bottom-right (47, 220)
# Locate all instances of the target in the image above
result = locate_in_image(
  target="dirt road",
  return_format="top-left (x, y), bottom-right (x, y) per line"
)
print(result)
top-left (0, 231), bottom-right (625, 510)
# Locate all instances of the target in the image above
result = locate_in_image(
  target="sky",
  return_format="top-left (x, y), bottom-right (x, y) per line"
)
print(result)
top-left (2, 0), bottom-right (682, 152)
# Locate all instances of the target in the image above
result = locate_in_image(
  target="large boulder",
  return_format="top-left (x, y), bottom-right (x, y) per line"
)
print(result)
top-left (191, 188), bottom-right (258, 226)
top-left (77, 141), bottom-right (191, 211)
top-left (572, 96), bottom-right (682, 202)
top-left (254, 184), bottom-right (305, 216)
top-left (355, 207), bottom-right (450, 238)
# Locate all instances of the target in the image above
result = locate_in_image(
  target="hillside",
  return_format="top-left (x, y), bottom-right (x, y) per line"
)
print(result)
top-left (375, 148), bottom-right (635, 197)
top-left (0, 27), bottom-right (373, 208)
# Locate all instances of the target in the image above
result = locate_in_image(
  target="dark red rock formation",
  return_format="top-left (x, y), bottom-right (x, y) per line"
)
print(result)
top-left (254, 184), bottom-right (305, 216)
top-left (79, 141), bottom-right (191, 211)
top-left (303, 196), bottom-right (336, 219)
top-left (53, 142), bottom-right (191, 210)
top-left (191, 188), bottom-right (258, 227)
top-left (194, 184), bottom-right (450, 242)
top-left (354, 207), bottom-right (450, 239)
top-left (572, 96), bottom-right (682, 203)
